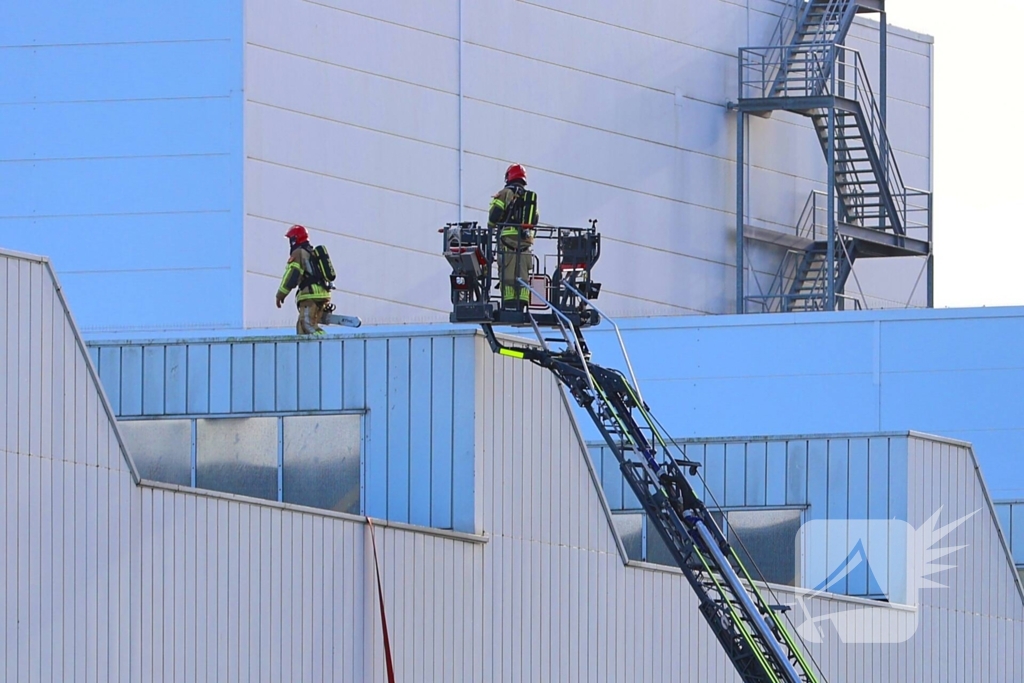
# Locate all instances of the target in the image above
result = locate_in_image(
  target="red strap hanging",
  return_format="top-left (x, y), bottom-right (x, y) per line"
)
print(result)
top-left (367, 518), bottom-right (397, 683)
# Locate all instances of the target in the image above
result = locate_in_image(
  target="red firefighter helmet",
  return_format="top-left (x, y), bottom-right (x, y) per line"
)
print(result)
top-left (285, 224), bottom-right (309, 244)
top-left (504, 163), bottom-right (527, 184)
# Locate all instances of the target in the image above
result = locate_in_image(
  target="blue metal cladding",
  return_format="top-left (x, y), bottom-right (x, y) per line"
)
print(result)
top-left (0, 0), bottom-right (244, 332)
top-left (996, 501), bottom-right (1024, 566)
top-left (591, 433), bottom-right (909, 598)
top-left (87, 330), bottom-right (477, 531)
top-left (581, 308), bottom-right (1024, 499)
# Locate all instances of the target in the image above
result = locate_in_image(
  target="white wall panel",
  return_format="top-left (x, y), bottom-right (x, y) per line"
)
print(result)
top-left (852, 30), bottom-right (932, 106)
top-left (246, 102), bottom-right (459, 205)
top-left (246, 0), bottom-right (457, 94)
top-left (246, 45), bottom-right (459, 150)
top-left (464, 42), bottom-right (679, 149)
top-left (466, 0), bottom-right (739, 103)
top-left (242, 0), bottom-right (933, 324)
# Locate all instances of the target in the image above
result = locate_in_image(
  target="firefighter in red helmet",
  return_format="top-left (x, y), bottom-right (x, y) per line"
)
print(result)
top-left (276, 224), bottom-right (331, 335)
top-left (488, 163), bottom-right (539, 311)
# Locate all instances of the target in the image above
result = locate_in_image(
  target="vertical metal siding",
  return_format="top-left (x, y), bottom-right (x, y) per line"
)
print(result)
top-left (5, 250), bottom-right (1024, 681)
top-left (1, 251), bottom-right (137, 679)
top-left (90, 331), bottom-right (479, 532)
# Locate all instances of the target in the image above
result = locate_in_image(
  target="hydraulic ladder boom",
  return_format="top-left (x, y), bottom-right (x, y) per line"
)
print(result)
top-left (442, 221), bottom-right (825, 682)
top-left (480, 323), bottom-right (825, 683)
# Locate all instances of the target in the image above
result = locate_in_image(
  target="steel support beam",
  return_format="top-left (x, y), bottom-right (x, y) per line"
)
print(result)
top-left (880, 11), bottom-right (887, 128)
top-left (827, 106), bottom-right (836, 311)
top-left (879, 11), bottom-right (888, 232)
top-left (736, 110), bottom-right (745, 314)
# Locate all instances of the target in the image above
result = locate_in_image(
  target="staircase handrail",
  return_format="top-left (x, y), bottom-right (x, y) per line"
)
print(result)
top-left (740, 41), bottom-right (836, 100)
top-left (741, 42), bottom-right (919, 237)
top-left (833, 45), bottom-right (909, 235)
top-left (744, 248), bottom-right (805, 313)
top-left (798, 0), bottom-right (854, 49)
top-left (903, 186), bottom-right (932, 240)
top-left (766, 0), bottom-right (805, 54)
top-left (759, 0), bottom-right (806, 92)
top-left (795, 190), bottom-right (828, 241)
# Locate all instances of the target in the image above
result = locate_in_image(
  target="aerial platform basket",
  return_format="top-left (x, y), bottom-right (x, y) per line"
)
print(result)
top-left (441, 220), bottom-right (602, 329)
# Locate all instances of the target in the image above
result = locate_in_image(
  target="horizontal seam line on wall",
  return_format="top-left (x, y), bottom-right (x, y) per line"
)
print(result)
top-left (461, 149), bottom-right (778, 214)
top-left (598, 289), bottom-right (703, 313)
top-left (246, 156), bottom-right (457, 206)
top-left (247, 151), bottom-right (871, 238)
top-left (0, 152), bottom-right (231, 164)
top-left (300, 0), bottom-right (789, 62)
top-left (247, 270), bottom-right (452, 314)
top-left (248, 99), bottom-right (453, 151)
top-left (246, 212), bottom-right (438, 258)
top-left (641, 371), bottom-right (876, 382)
top-left (246, 44), bottom-right (930, 159)
top-left (247, 42), bottom-right (454, 96)
top-left (602, 234), bottom-right (744, 267)
top-left (0, 95), bottom-right (234, 107)
top-left (517, 0), bottom-right (779, 58)
top-left (61, 266), bottom-right (232, 275)
top-left (881, 367), bottom-right (1024, 376)
top-left (248, 38), bottom-right (718, 111)
top-left (246, 99), bottom-right (928, 195)
top-left (299, 0), bottom-right (453, 41)
top-left (0, 209), bottom-right (231, 220)
top-left (0, 37), bottom-right (231, 50)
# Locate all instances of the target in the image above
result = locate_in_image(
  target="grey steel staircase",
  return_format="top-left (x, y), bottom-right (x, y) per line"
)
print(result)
top-left (735, 0), bottom-right (932, 313)
top-left (787, 239), bottom-right (856, 312)
top-left (768, 0), bottom-right (860, 98)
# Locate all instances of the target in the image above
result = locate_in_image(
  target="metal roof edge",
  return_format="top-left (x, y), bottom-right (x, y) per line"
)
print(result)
top-left (946, 441), bottom-right (1024, 605)
top-left (139, 479), bottom-right (490, 544)
top-left (86, 322), bottom-right (482, 347)
top-left (0, 246), bottom-right (50, 263)
top-left (5, 249), bottom-right (144, 484)
top-left (598, 306), bottom-right (1024, 334)
top-left (587, 430), bottom-right (916, 446)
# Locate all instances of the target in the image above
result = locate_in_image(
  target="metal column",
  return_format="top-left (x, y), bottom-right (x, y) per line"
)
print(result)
top-left (880, 11), bottom-right (887, 128)
top-left (826, 106), bottom-right (836, 311)
top-left (736, 110), bottom-right (745, 313)
top-left (879, 11), bottom-right (888, 231)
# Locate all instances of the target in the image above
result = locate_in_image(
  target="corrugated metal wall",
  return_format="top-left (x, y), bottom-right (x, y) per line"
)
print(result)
top-left (907, 436), bottom-right (1024, 682)
top-left (1, 250), bottom-right (138, 680)
top-left (995, 500), bottom-right (1024, 571)
top-left (5, 249), bottom-right (1023, 681)
top-left (454, 335), bottom-right (745, 682)
top-left (87, 331), bottom-right (477, 532)
top-left (592, 434), bottom-right (912, 597)
top-left (592, 434), bottom-right (907, 517)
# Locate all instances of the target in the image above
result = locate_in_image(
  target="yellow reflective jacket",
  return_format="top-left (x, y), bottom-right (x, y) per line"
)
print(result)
top-left (278, 245), bottom-right (331, 303)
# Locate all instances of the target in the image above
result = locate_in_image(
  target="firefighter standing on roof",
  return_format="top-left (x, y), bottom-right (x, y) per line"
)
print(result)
top-left (276, 225), bottom-right (331, 335)
top-left (489, 163), bottom-right (539, 311)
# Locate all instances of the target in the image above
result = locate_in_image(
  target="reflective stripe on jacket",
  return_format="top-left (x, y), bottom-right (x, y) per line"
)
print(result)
top-left (278, 245), bottom-right (331, 302)
top-left (488, 185), bottom-right (539, 228)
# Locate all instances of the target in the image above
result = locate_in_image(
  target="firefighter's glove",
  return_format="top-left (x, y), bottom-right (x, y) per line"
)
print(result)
top-left (275, 292), bottom-right (286, 308)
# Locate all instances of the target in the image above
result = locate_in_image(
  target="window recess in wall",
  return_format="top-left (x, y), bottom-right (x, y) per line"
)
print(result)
top-left (117, 412), bottom-right (363, 514)
top-left (613, 507), bottom-right (801, 587)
